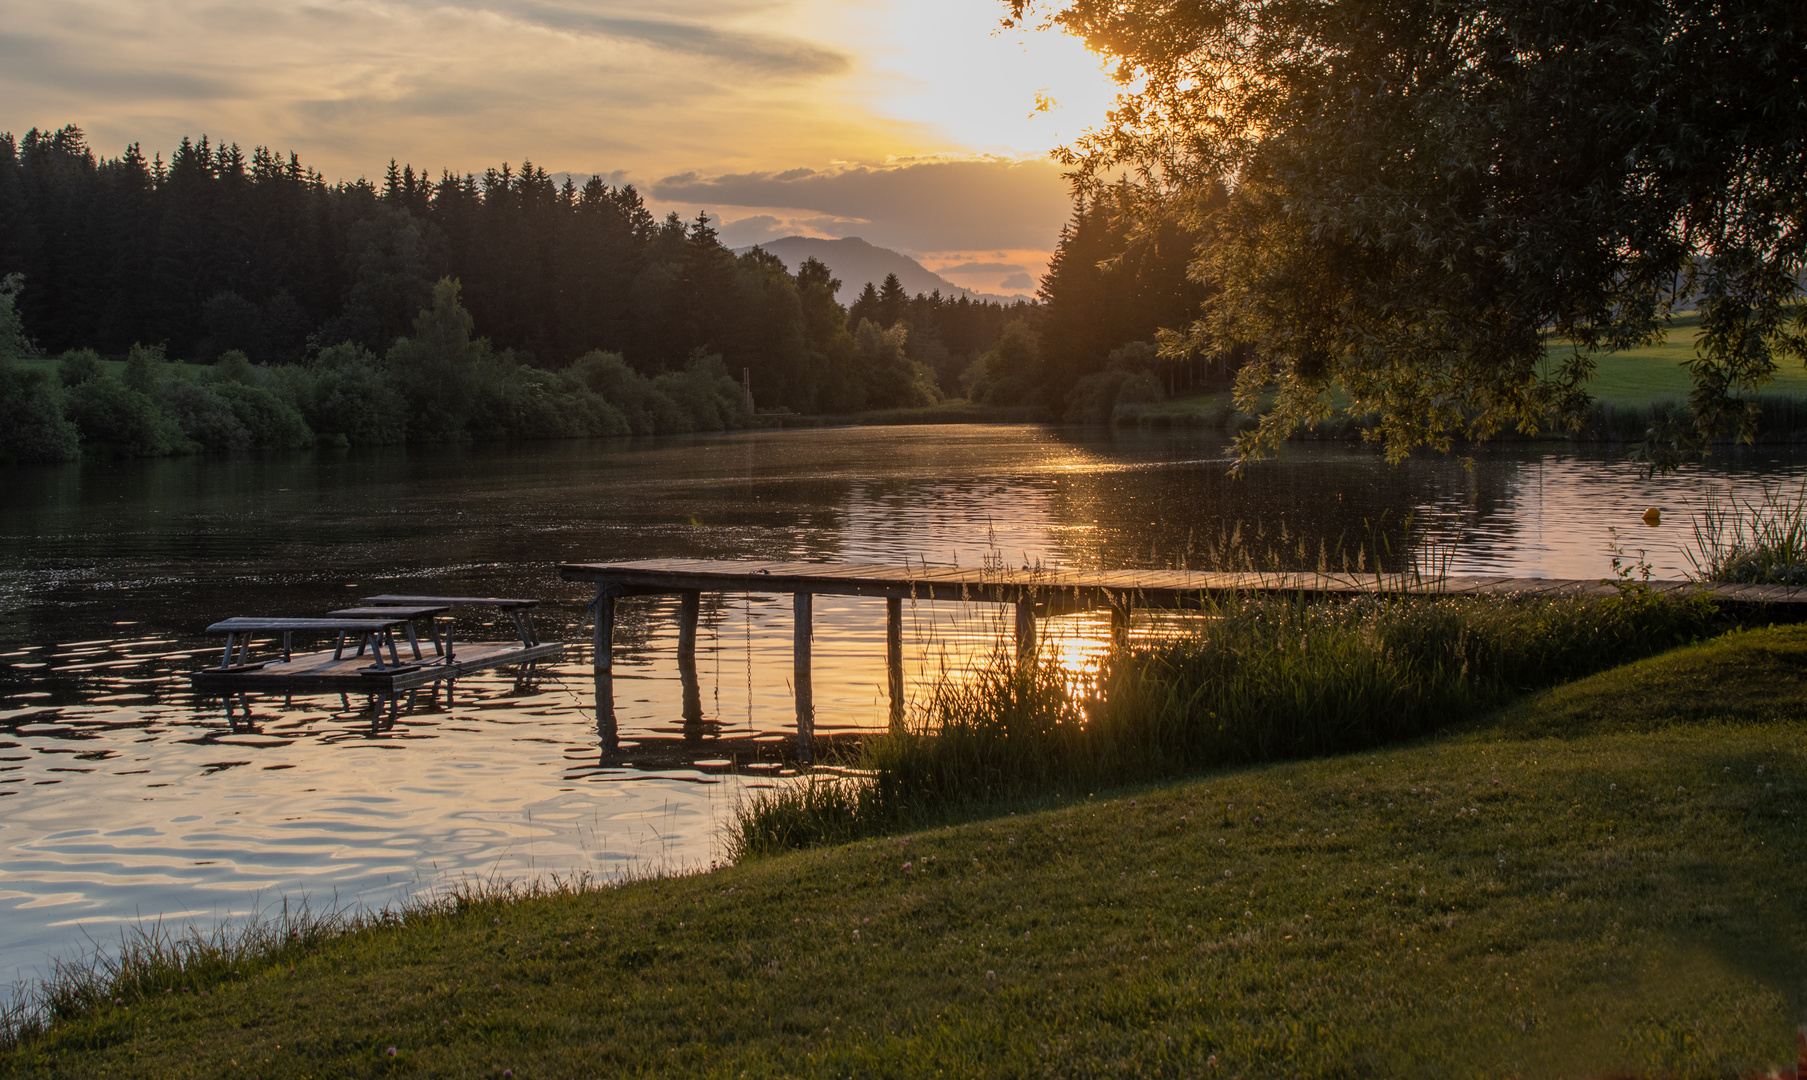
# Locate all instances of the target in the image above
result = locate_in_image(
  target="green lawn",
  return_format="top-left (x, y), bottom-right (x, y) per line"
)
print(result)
top-left (1555, 312), bottom-right (1807, 404)
top-left (5, 626), bottom-right (1802, 1077)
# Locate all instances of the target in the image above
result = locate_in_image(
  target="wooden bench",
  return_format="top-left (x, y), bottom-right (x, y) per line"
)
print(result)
top-left (327, 605), bottom-right (451, 661)
top-left (204, 616), bottom-right (418, 673)
top-left (361, 595), bottom-right (543, 655)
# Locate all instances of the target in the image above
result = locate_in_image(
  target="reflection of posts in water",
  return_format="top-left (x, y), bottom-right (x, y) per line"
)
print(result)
top-left (594, 669), bottom-right (618, 752)
top-left (886, 597), bottom-right (905, 731)
top-left (794, 591), bottom-right (813, 763)
top-left (1015, 597), bottom-right (1037, 659)
top-left (678, 590), bottom-right (704, 739)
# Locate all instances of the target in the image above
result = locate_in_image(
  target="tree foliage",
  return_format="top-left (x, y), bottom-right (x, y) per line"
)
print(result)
top-left (1010, 0), bottom-right (1807, 462)
top-left (0, 127), bottom-right (1035, 420)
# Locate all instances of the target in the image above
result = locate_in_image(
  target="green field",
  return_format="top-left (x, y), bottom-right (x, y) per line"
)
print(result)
top-left (1557, 312), bottom-right (1807, 404)
top-left (5, 625), bottom-right (1802, 1078)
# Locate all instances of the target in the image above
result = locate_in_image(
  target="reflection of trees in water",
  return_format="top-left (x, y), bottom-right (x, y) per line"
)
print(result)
top-left (1041, 430), bottom-right (1537, 573)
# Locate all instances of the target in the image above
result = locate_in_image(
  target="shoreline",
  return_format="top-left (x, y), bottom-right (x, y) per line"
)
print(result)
top-left (6, 624), bottom-right (1803, 1075)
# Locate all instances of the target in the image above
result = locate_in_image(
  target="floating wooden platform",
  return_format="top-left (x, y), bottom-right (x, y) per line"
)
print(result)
top-left (190, 640), bottom-right (564, 695)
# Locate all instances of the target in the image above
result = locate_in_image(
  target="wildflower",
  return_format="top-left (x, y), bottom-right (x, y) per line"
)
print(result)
top-left (113, 998), bottom-right (122, 1006)
top-left (902, 861), bottom-right (912, 871)
top-left (1207, 1055), bottom-right (1218, 1067)
top-left (985, 970), bottom-right (996, 979)
top-left (386, 1047), bottom-right (397, 1057)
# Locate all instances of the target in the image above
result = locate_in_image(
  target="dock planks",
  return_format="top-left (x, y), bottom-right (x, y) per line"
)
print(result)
top-left (559, 558), bottom-right (1807, 609)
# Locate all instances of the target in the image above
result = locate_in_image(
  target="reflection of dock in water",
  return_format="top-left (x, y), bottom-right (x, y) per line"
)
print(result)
top-left (565, 558), bottom-right (1807, 762)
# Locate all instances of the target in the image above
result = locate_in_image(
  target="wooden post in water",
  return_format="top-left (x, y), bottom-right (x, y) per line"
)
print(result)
top-left (1015, 598), bottom-right (1036, 660)
top-left (886, 597), bottom-right (904, 730)
top-left (677, 590), bottom-right (700, 658)
top-left (592, 586), bottom-right (616, 672)
top-left (677, 591), bottom-right (703, 734)
top-left (592, 585), bottom-right (618, 751)
top-left (794, 592), bottom-right (814, 762)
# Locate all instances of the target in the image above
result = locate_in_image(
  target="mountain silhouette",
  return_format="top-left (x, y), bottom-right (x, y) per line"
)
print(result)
top-left (731, 236), bottom-right (1026, 306)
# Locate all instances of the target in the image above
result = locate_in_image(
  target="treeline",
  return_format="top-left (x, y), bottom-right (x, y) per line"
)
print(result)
top-left (0, 126), bottom-right (1040, 429)
top-left (0, 276), bottom-right (763, 462)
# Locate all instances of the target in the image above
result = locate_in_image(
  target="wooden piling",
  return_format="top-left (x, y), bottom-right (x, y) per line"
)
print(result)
top-left (794, 592), bottom-right (814, 761)
top-left (592, 586), bottom-right (616, 672)
top-left (886, 596), bottom-right (904, 729)
top-left (677, 590), bottom-right (700, 658)
top-left (1015, 598), bottom-right (1036, 659)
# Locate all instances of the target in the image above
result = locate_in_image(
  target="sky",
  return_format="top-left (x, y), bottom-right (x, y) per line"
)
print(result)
top-left (0, 0), bottom-right (1121, 296)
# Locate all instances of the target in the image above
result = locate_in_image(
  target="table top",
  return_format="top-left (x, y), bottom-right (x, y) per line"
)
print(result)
top-left (363, 594), bottom-right (540, 609)
top-left (206, 617), bottom-right (410, 633)
top-left (328, 606), bottom-right (452, 618)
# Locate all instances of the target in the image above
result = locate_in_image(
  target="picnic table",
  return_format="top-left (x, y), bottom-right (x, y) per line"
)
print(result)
top-left (327, 605), bottom-right (451, 661)
top-left (361, 595), bottom-right (543, 655)
top-left (203, 616), bottom-right (421, 673)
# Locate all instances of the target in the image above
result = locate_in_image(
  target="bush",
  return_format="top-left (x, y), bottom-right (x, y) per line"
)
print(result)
top-left (0, 362), bottom-right (81, 462)
top-left (63, 375), bottom-right (188, 456)
top-left (208, 381), bottom-right (313, 450)
top-left (58, 349), bottom-right (105, 387)
top-left (159, 380), bottom-right (251, 452)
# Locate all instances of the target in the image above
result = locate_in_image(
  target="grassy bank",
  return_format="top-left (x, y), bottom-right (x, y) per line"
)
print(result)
top-left (736, 588), bottom-right (1722, 854)
top-left (4, 625), bottom-right (1803, 1077)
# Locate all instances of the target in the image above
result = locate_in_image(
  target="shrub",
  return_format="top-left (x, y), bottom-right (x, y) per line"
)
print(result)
top-left (63, 375), bottom-right (188, 456)
top-left (58, 349), bottom-right (105, 387)
top-left (0, 362), bottom-right (81, 462)
top-left (159, 380), bottom-right (251, 452)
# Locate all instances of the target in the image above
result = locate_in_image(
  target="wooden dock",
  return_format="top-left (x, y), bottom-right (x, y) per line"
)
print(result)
top-left (560, 558), bottom-right (1807, 760)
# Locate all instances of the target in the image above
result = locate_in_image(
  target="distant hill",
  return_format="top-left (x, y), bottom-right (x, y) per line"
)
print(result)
top-left (730, 236), bottom-right (1025, 306)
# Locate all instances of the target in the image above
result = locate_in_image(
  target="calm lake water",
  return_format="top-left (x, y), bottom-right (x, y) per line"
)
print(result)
top-left (2, 424), bottom-right (1803, 987)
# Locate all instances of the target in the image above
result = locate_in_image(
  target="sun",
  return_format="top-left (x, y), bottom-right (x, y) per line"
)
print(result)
top-left (817, 0), bottom-right (1121, 158)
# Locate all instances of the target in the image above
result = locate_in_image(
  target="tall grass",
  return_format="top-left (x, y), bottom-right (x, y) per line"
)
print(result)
top-left (730, 586), bottom-right (1722, 857)
top-left (0, 875), bottom-right (609, 1050)
top-left (1687, 480), bottom-right (1807, 585)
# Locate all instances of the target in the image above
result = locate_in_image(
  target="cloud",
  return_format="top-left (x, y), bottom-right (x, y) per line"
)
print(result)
top-left (460, 0), bottom-right (849, 77)
top-left (999, 272), bottom-right (1034, 290)
top-left (651, 157), bottom-right (1072, 252)
top-left (937, 261), bottom-right (1027, 275)
top-left (0, 32), bottom-right (234, 100)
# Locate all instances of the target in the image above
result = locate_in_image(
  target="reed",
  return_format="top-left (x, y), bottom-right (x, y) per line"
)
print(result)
top-left (1687, 480), bottom-right (1807, 585)
top-left (730, 585), bottom-right (1721, 857)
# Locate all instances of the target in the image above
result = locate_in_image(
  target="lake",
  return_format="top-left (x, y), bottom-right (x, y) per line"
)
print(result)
top-left (2, 424), bottom-right (1801, 988)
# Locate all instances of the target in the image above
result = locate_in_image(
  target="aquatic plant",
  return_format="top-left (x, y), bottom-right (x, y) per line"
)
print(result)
top-left (1687, 480), bottom-right (1807, 585)
top-left (730, 585), bottom-right (1721, 857)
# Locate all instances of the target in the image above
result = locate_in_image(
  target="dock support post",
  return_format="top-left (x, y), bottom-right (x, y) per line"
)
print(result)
top-left (1015, 598), bottom-right (1036, 660)
top-left (794, 592), bottom-right (813, 763)
top-left (677, 591), bottom-right (700, 659)
top-left (591, 586), bottom-right (617, 672)
top-left (678, 592), bottom-right (703, 736)
top-left (886, 597), bottom-right (904, 729)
